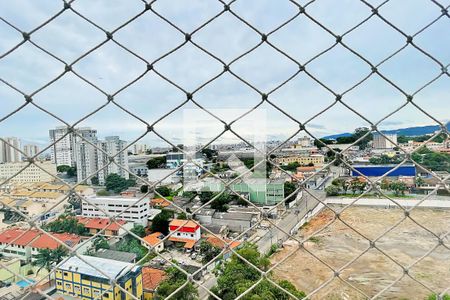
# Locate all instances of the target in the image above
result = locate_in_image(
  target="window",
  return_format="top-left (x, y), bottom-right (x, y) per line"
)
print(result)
top-left (64, 283), bottom-right (72, 290)
top-left (56, 280), bottom-right (62, 286)
top-left (74, 285), bottom-right (81, 293)
top-left (103, 292), bottom-right (110, 298)
top-left (82, 287), bottom-right (90, 294)
top-left (190, 234), bottom-right (194, 237)
top-left (63, 272), bottom-right (69, 277)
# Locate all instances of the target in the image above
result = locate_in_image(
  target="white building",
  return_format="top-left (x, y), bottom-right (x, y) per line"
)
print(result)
top-left (168, 219), bottom-right (201, 249)
top-left (0, 137), bottom-right (22, 163)
top-left (75, 128), bottom-right (98, 184)
top-left (23, 144), bottom-right (39, 158)
top-left (49, 126), bottom-right (75, 166)
top-left (131, 143), bottom-right (149, 155)
top-left (97, 136), bottom-right (129, 185)
top-left (0, 161), bottom-right (57, 183)
top-left (373, 133), bottom-right (397, 149)
top-left (81, 196), bottom-right (149, 226)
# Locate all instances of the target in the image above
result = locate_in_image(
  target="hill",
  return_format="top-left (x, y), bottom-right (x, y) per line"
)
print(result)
top-left (323, 123), bottom-right (449, 140)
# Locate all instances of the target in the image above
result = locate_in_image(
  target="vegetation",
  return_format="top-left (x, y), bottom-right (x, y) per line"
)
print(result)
top-left (96, 189), bottom-right (110, 196)
top-left (151, 209), bottom-right (172, 235)
top-left (33, 246), bottom-right (68, 275)
top-left (325, 178), bottom-right (367, 196)
top-left (90, 176), bottom-right (99, 185)
top-left (44, 215), bottom-right (87, 235)
top-left (411, 147), bottom-right (450, 172)
top-left (369, 154), bottom-right (403, 165)
top-left (131, 224), bottom-right (146, 238)
top-left (154, 265), bottom-right (198, 300)
top-left (211, 162), bottom-right (230, 174)
top-left (314, 138), bottom-right (334, 149)
top-left (427, 293), bottom-right (450, 300)
top-left (397, 133), bottom-right (447, 144)
top-left (57, 165), bottom-right (77, 177)
top-left (202, 148), bottom-right (217, 160)
top-left (155, 186), bottom-right (172, 197)
top-left (210, 243), bottom-right (305, 300)
top-left (380, 179), bottom-right (408, 196)
top-left (105, 173), bottom-right (136, 193)
top-left (199, 240), bottom-right (222, 264)
top-left (116, 236), bottom-right (148, 260)
top-left (284, 181), bottom-right (297, 204)
top-left (281, 162), bottom-right (300, 172)
top-left (92, 236), bottom-right (110, 251)
top-left (199, 191), bottom-right (239, 212)
top-left (146, 156), bottom-right (167, 169)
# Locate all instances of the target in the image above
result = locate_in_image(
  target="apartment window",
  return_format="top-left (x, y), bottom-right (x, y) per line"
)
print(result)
top-left (74, 285), bottom-right (81, 294)
top-left (64, 283), bottom-right (72, 290)
top-left (191, 234), bottom-right (194, 238)
top-left (63, 272), bottom-right (69, 277)
top-left (83, 287), bottom-right (90, 294)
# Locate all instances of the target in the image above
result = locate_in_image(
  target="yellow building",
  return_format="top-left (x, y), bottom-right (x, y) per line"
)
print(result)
top-left (275, 154), bottom-right (325, 166)
top-left (0, 257), bottom-right (20, 283)
top-left (55, 255), bottom-right (143, 300)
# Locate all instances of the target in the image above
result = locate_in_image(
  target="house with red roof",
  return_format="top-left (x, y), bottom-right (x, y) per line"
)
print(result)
top-left (141, 232), bottom-right (164, 252)
top-left (142, 267), bottom-right (166, 300)
top-left (0, 228), bottom-right (83, 261)
top-left (168, 219), bottom-right (201, 250)
top-left (77, 216), bottom-right (133, 237)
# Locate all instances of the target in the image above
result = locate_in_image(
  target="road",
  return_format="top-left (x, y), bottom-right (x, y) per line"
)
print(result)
top-left (256, 189), bottom-right (326, 254)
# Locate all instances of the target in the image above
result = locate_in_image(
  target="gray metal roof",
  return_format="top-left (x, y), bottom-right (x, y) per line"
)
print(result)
top-left (92, 249), bottom-right (137, 263)
top-left (58, 255), bottom-right (138, 280)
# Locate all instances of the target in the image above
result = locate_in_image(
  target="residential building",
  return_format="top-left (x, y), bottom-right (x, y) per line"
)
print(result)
top-left (129, 162), bottom-right (149, 177)
top-left (0, 257), bottom-right (20, 283)
top-left (23, 144), bottom-right (39, 158)
top-left (81, 196), bottom-right (149, 226)
top-left (142, 267), bottom-right (166, 300)
top-left (141, 232), bottom-right (164, 252)
top-left (373, 132), bottom-right (397, 149)
top-left (0, 137), bottom-right (22, 163)
top-left (49, 126), bottom-right (75, 166)
top-left (168, 219), bottom-right (201, 249)
top-left (55, 255), bottom-right (143, 299)
top-left (0, 228), bottom-right (82, 261)
top-left (275, 154), bottom-right (325, 166)
top-left (75, 128), bottom-right (98, 184)
top-left (204, 236), bottom-right (241, 260)
top-left (97, 136), bottom-right (129, 185)
top-left (0, 161), bottom-right (57, 183)
top-left (76, 217), bottom-right (133, 237)
top-left (131, 143), bottom-right (149, 155)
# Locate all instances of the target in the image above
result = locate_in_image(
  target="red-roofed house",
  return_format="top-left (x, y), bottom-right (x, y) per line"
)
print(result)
top-left (142, 267), bottom-right (166, 300)
top-left (141, 232), bottom-right (164, 252)
top-left (168, 219), bottom-right (201, 250)
top-left (0, 228), bottom-right (83, 261)
top-left (77, 217), bottom-right (133, 237)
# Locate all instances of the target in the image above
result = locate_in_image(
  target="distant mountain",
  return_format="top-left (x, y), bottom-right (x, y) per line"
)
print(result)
top-left (323, 123), bottom-right (450, 140)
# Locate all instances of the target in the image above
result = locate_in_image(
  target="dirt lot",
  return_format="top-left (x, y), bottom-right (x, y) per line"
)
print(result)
top-left (271, 206), bottom-right (450, 300)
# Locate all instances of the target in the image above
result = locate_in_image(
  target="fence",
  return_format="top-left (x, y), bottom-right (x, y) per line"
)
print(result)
top-left (0, 0), bottom-right (449, 299)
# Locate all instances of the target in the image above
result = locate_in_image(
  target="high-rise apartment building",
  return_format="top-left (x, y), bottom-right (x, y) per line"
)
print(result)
top-left (49, 126), bottom-right (75, 167)
top-left (23, 144), bottom-right (40, 158)
top-left (75, 128), bottom-right (98, 184)
top-left (0, 137), bottom-right (22, 163)
top-left (372, 133), bottom-right (397, 149)
top-left (97, 136), bottom-right (129, 185)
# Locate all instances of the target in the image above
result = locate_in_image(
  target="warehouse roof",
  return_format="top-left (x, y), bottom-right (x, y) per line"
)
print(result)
top-left (58, 255), bottom-right (138, 280)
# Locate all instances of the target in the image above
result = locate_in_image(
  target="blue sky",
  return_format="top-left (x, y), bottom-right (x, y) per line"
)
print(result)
top-left (0, 0), bottom-right (449, 148)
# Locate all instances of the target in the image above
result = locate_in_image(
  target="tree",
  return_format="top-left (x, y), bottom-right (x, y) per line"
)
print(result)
top-left (281, 162), bottom-right (300, 172)
top-left (131, 224), bottom-right (146, 238)
top-left (140, 185), bottom-right (149, 193)
top-left (202, 148), bottom-right (217, 160)
top-left (44, 215), bottom-right (87, 235)
top-left (389, 181), bottom-right (407, 196)
top-left (91, 176), bottom-right (99, 185)
top-left (211, 243), bottom-right (304, 300)
top-left (325, 185), bottom-right (340, 196)
top-left (199, 191), bottom-right (214, 204)
top-left (96, 189), bottom-right (110, 196)
top-left (416, 176), bottom-right (425, 187)
top-left (33, 246), bottom-right (68, 275)
top-left (155, 266), bottom-right (198, 300)
top-left (151, 210), bottom-right (172, 235)
top-left (117, 238), bottom-right (148, 260)
top-left (57, 165), bottom-right (71, 173)
top-left (155, 186), bottom-right (172, 197)
top-left (284, 182), bottom-right (297, 204)
top-left (92, 236), bottom-right (110, 251)
top-left (147, 156), bottom-right (167, 169)
top-left (199, 240), bottom-right (221, 264)
top-left (105, 173), bottom-right (135, 193)
top-left (427, 294), bottom-right (450, 300)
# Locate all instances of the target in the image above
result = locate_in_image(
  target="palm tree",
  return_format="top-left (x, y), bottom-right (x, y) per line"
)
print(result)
top-left (33, 246), bottom-right (68, 282)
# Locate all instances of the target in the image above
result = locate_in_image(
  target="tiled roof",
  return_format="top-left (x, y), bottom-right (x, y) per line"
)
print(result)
top-left (142, 232), bottom-right (163, 247)
top-left (169, 219), bottom-right (199, 229)
top-left (168, 236), bottom-right (196, 249)
top-left (205, 236), bottom-right (241, 250)
top-left (30, 232), bottom-right (81, 250)
top-left (77, 217), bottom-right (126, 231)
top-left (150, 198), bottom-right (171, 207)
top-left (0, 229), bottom-right (81, 250)
top-left (142, 267), bottom-right (166, 291)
